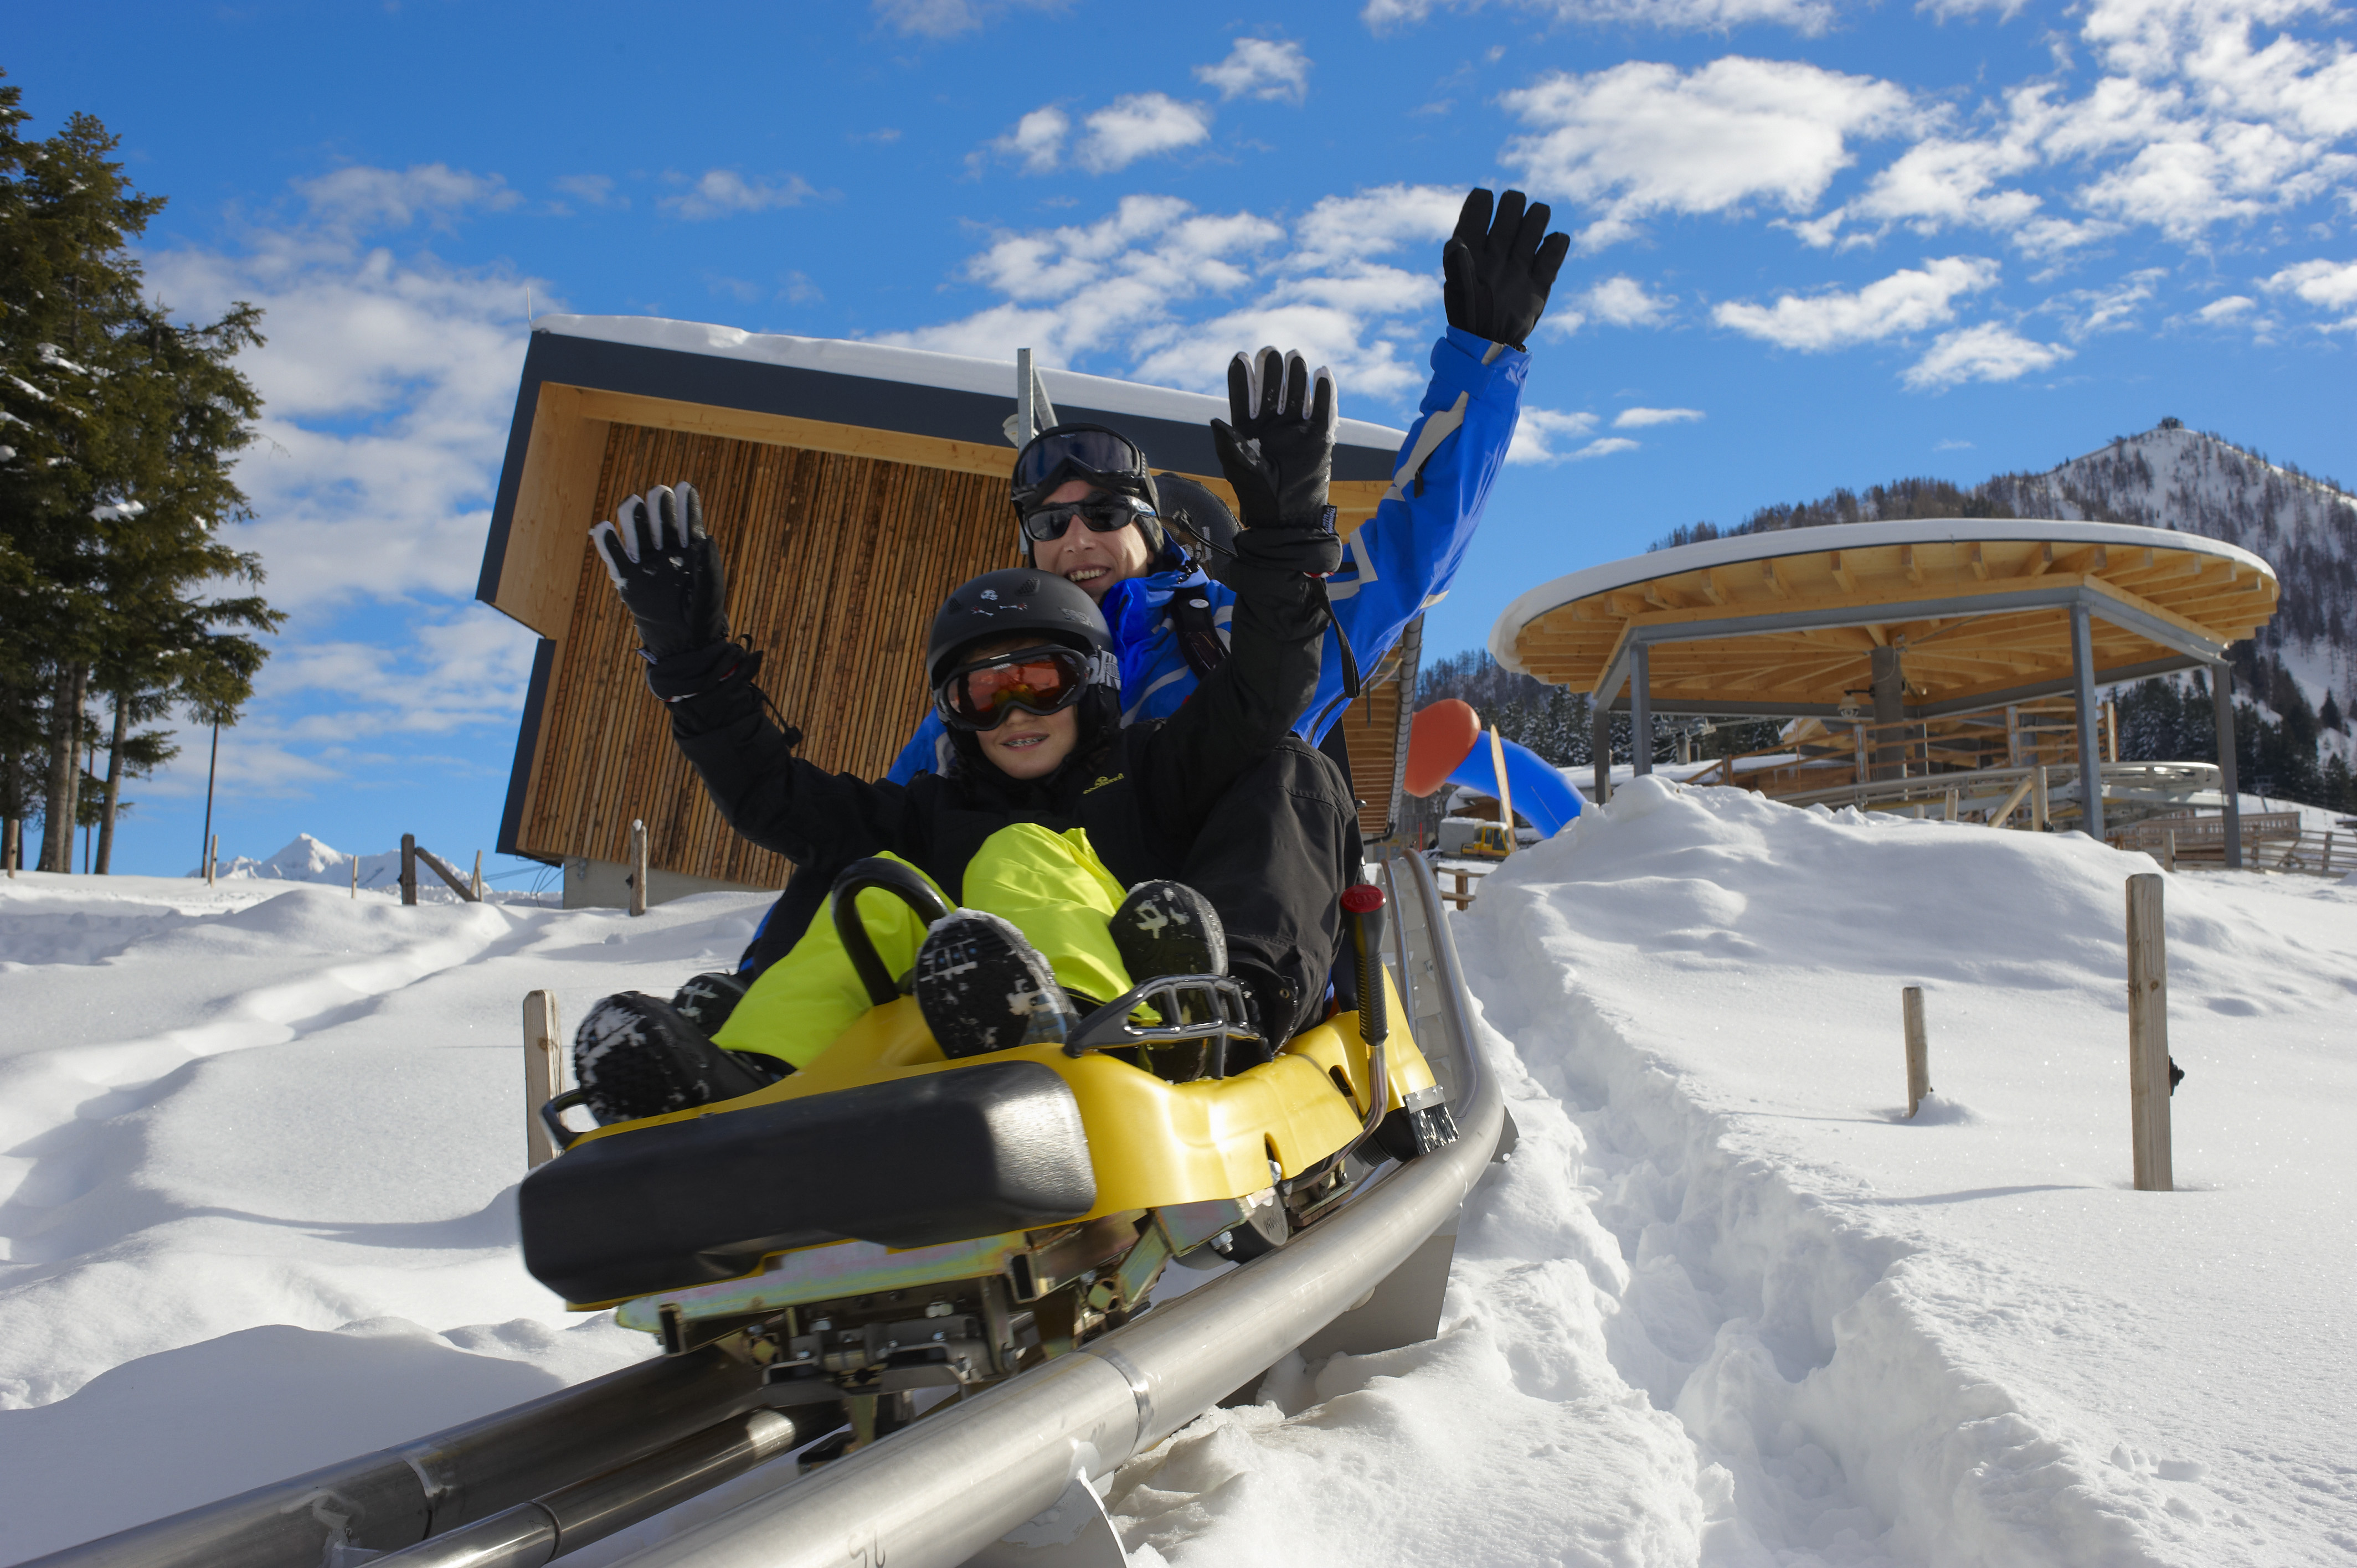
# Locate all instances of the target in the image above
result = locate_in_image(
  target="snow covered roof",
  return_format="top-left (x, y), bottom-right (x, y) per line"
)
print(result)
top-left (1491, 518), bottom-right (2274, 671)
top-left (531, 315), bottom-right (1409, 461)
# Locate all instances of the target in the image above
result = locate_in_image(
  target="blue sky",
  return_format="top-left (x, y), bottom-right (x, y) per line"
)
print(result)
top-left (12, 0), bottom-right (2354, 878)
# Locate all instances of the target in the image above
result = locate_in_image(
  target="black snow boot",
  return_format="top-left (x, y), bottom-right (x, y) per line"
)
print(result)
top-left (913, 910), bottom-right (1071, 1059)
top-left (1108, 880), bottom-right (1228, 983)
top-left (573, 991), bottom-right (779, 1125)
top-left (670, 969), bottom-right (752, 1037)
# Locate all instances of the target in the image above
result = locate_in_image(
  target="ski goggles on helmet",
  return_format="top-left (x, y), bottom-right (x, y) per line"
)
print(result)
top-left (1011, 424), bottom-right (1154, 513)
top-left (934, 644), bottom-right (1098, 732)
top-left (1018, 494), bottom-right (1156, 544)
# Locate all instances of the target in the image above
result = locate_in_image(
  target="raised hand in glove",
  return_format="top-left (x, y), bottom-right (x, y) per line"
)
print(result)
top-left (1211, 347), bottom-right (1337, 531)
top-left (1443, 187), bottom-right (1571, 350)
top-left (589, 482), bottom-right (729, 658)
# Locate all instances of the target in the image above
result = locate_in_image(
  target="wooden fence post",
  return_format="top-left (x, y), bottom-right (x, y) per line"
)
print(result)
top-left (2163, 829), bottom-right (2177, 874)
top-left (1903, 987), bottom-right (1931, 1117)
top-left (1489, 727), bottom-right (1516, 858)
top-left (2031, 765), bottom-right (2050, 831)
top-left (629, 819), bottom-right (648, 917)
top-left (1943, 787), bottom-right (1959, 822)
top-left (351, 855), bottom-right (359, 899)
top-left (2127, 873), bottom-right (2173, 1192)
top-left (472, 850), bottom-right (484, 901)
top-left (206, 833), bottom-right (218, 887)
top-left (524, 990), bottom-right (563, 1169)
top-left (399, 833), bottom-right (418, 906)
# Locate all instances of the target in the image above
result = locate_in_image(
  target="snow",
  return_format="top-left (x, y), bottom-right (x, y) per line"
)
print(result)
top-left (1115, 780), bottom-right (2355, 1565)
top-left (534, 316), bottom-right (1408, 456)
top-left (0, 871), bottom-right (775, 1561)
top-left (5, 788), bottom-right (2353, 1565)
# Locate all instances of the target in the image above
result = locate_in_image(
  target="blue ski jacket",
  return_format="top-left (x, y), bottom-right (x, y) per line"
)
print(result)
top-left (887, 326), bottom-right (1528, 783)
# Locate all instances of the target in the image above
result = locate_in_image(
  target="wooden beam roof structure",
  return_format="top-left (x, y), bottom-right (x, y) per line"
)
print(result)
top-left (1489, 519), bottom-right (2279, 720)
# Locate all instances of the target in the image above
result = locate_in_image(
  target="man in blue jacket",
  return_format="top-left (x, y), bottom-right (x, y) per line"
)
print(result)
top-left (885, 185), bottom-right (1567, 782)
top-left (708, 187), bottom-right (1567, 1027)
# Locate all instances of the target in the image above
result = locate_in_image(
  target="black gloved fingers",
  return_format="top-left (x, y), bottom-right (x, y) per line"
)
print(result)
top-left (1488, 189), bottom-right (1529, 255)
top-left (1233, 523), bottom-right (1344, 577)
top-left (1532, 229), bottom-right (1571, 292)
top-left (1288, 350), bottom-right (1313, 422)
top-left (1511, 198), bottom-right (1553, 265)
top-left (590, 519), bottom-right (633, 589)
top-left (1306, 362), bottom-right (1336, 440)
top-left (1453, 186), bottom-right (1493, 251)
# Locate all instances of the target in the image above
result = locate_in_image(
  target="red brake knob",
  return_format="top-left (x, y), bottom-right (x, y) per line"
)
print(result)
top-left (1340, 884), bottom-right (1386, 915)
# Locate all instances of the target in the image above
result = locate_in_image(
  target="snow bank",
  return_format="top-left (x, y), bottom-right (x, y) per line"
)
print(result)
top-left (0, 871), bottom-right (773, 1560)
top-left (1451, 780), bottom-right (2356, 1565)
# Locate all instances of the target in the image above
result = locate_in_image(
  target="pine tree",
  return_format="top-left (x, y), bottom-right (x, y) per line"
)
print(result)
top-left (0, 74), bottom-right (277, 873)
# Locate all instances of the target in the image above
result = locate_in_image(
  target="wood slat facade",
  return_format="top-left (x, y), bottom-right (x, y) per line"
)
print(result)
top-left (515, 424), bottom-right (1016, 884)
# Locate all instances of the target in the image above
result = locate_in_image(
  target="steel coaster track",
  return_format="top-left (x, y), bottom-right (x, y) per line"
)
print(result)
top-left (24, 850), bottom-right (1500, 1568)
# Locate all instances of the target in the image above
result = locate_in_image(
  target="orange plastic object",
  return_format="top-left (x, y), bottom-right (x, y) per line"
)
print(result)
top-left (1403, 699), bottom-right (1483, 797)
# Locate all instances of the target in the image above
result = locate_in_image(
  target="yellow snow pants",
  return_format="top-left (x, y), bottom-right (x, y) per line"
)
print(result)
top-left (713, 823), bottom-right (1135, 1069)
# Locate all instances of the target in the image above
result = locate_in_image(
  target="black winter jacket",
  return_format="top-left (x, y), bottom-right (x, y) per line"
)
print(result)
top-left (655, 527), bottom-right (1341, 912)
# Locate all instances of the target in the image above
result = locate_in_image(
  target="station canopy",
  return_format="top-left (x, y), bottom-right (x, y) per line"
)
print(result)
top-left (1488, 519), bottom-right (2279, 719)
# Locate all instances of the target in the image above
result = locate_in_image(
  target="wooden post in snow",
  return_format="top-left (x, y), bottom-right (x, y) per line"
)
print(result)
top-left (2031, 765), bottom-right (2050, 832)
top-left (351, 855), bottom-right (358, 899)
top-left (524, 989), bottom-right (563, 1169)
top-left (1489, 727), bottom-right (1516, 859)
top-left (629, 819), bottom-right (649, 917)
top-left (1903, 987), bottom-right (1931, 1118)
top-left (472, 849), bottom-right (484, 901)
top-left (2127, 873), bottom-right (2173, 1192)
top-left (206, 834), bottom-right (218, 888)
top-left (1944, 788), bottom-right (1960, 822)
top-left (399, 833), bottom-right (418, 906)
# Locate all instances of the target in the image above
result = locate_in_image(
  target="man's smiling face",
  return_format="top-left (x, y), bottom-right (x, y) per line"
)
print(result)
top-left (1029, 478), bottom-right (1154, 602)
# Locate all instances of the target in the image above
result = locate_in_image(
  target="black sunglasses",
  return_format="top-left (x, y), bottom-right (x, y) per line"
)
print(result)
top-left (1019, 496), bottom-right (1156, 544)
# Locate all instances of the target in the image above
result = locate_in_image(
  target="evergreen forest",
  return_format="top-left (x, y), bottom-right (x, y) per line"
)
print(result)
top-left (0, 70), bottom-right (278, 874)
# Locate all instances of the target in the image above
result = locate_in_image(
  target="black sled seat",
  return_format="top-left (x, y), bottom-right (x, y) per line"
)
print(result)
top-left (520, 1060), bottom-right (1097, 1306)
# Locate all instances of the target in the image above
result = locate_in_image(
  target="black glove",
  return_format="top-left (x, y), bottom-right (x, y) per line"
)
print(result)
top-left (1443, 187), bottom-right (1571, 350)
top-left (1210, 347), bottom-right (1336, 530)
top-left (1232, 522), bottom-right (1344, 580)
top-left (590, 482), bottom-right (729, 658)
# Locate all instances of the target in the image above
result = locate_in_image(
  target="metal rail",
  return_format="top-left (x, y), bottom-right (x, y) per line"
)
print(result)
top-left (23, 852), bottom-right (1495, 1568)
top-left (610, 849), bottom-right (1499, 1568)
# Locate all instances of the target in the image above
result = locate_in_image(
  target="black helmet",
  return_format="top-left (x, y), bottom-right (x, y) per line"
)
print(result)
top-left (925, 569), bottom-right (1119, 693)
top-left (1149, 472), bottom-right (1241, 586)
top-left (1010, 422), bottom-right (1163, 559)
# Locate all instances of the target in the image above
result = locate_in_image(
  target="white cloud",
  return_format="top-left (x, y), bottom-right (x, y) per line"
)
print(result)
top-left (1584, 275), bottom-right (1675, 326)
top-left (1934, 437), bottom-right (1977, 449)
top-left (1196, 38), bottom-right (1311, 104)
top-left (1902, 322), bottom-right (2072, 388)
top-left (1916, 0), bottom-right (2026, 16)
top-left (991, 107), bottom-right (1071, 174)
top-left (1572, 436), bottom-right (1643, 460)
top-left (1501, 59), bottom-right (1918, 250)
top-left (2195, 294), bottom-right (2257, 319)
top-left (871, 0), bottom-right (1055, 37)
top-left (660, 171), bottom-right (818, 220)
top-left (1614, 406), bottom-right (1704, 427)
top-left (293, 163), bottom-right (516, 231)
top-left (2263, 257), bottom-right (2357, 310)
top-left (1363, 0), bottom-right (1835, 35)
top-left (874, 185), bottom-right (1466, 409)
top-left (1713, 256), bottom-right (2001, 349)
top-left (551, 173), bottom-right (624, 210)
top-left (2053, 267), bottom-right (2166, 336)
top-left (1507, 409), bottom-right (1606, 464)
top-left (1077, 95), bottom-right (1215, 174)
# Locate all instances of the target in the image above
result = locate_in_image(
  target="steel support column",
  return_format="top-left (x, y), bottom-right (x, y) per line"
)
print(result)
top-left (1631, 643), bottom-right (1653, 777)
top-left (2212, 666), bottom-right (2242, 869)
top-left (2069, 605), bottom-right (2106, 843)
top-left (1591, 694), bottom-right (1612, 803)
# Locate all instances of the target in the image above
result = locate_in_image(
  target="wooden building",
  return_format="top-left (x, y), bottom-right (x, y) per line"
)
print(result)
top-left (477, 316), bottom-right (1416, 906)
top-left (1489, 518), bottom-right (2280, 843)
